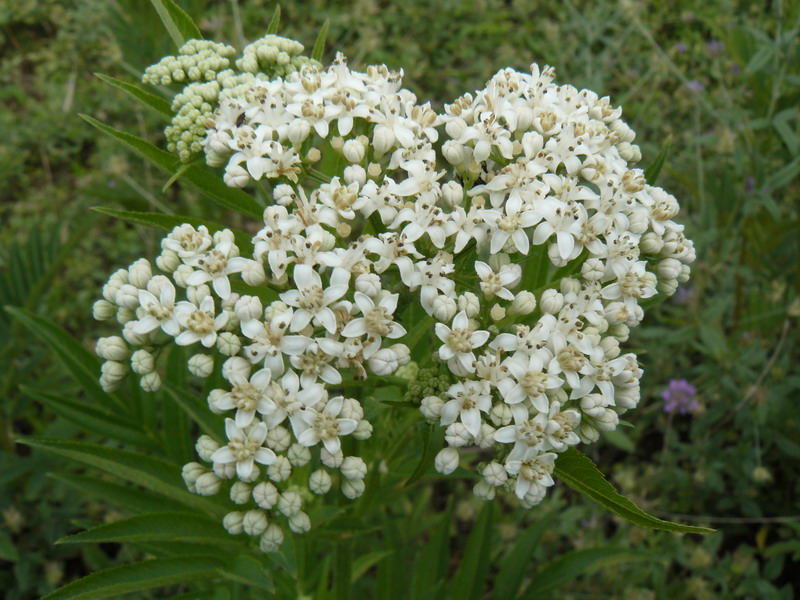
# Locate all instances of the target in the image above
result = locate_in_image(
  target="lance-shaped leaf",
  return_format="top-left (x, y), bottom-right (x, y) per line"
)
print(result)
top-left (58, 512), bottom-right (238, 546)
top-left (79, 114), bottom-right (263, 218)
top-left (51, 473), bottom-right (188, 514)
top-left (94, 73), bottom-right (172, 118)
top-left (40, 555), bottom-right (220, 600)
top-left (266, 5), bottom-right (281, 34)
top-left (644, 135), bottom-right (672, 185)
top-left (149, 0), bottom-right (202, 48)
top-left (492, 511), bottom-right (557, 600)
top-left (449, 502), bottom-right (494, 600)
top-left (312, 21), bottom-right (330, 62)
top-left (18, 438), bottom-right (226, 517)
top-left (554, 448), bottom-right (714, 534)
top-left (5, 307), bottom-right (127, 413)
top-left (91, 207), bottom-right (254, 255)
top-left (162, 383), bottom-right (225, 441)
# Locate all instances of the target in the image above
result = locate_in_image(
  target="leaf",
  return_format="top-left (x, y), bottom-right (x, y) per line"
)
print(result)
top-left (0, 530), bottom-right (19, 562)
top-left (312, 20), bottom-right (330, 62)
top-left (21, 386), bottom-right (154, 449)
top-left (492, 511), bottom-right (557, 600)
top-left (410, 502), bottom-right (451, 600)
top-left (5, 307), bottom-right (126, 412)
top-left (162, 383), bottom-right (225, 441)
top-left (79, 115), bottom-right (263, 217)
top-left (94, 73), bottom-right (172, 118)
top-left (404, 424), bottom-right (443, 487)
top-left (219, 555), bottom-right (274, 592)
top-left (645, 135), bottom-right (672, 185)
top-left (266, 5), bottom-right (281, 34)
top-left (149, 0), bottom-right (202, 48)
top-left (58, 512), bottom-right (237, 546)
top-left (524, 547), bottom-right (657, 597)
top-left (40, 555), bottom-right (220, 600)
top-left (553, 448), bottom-right (714, 534)
top-left (449, 502), bottom-right (494, 600)
top-left (50, 473), bottom-right (189, 514)
top-left (18, 438), bottom-right (225, 517)
top-left (351, 551), bottom-right (392, 584)
top-left (91, 207), bottom-right (254, 255)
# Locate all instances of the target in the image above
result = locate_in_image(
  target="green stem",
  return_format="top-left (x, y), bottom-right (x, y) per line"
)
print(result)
top-left (334, 533), bottom-right (353, 599)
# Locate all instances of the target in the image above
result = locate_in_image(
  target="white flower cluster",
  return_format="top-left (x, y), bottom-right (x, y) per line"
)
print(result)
top-left (94, 43), bottom-right (694, 550)
top-left (142, 35), bottom-right (319, 161)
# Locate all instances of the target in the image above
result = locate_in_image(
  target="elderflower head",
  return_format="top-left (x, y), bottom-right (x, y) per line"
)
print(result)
top-left (92, 31), bottom-right (694, 552)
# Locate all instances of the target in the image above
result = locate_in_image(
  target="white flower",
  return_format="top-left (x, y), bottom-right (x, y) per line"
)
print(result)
top-left (185, 238), bottom-right (251, 300)
top-left (216, 366), bottom-right (274, 428)
top-left (280, 265), bottom-right (348, 334)
top-left (440, 380), bottom-right (492, 437)
top-left (475, 261), bottom-right (518, 301)
top-left (434, 310), bottom-right (490, 373)
top-left (173, 295), bottom-right (228, 347)
top-left (210, 419), bottom-right (277, 480)
top-left (341, 292), bottom-right (406, 357)
top-left (505, 452), bottom-right (557, 499)
top-left (295, 395), bottom-right (358, 454)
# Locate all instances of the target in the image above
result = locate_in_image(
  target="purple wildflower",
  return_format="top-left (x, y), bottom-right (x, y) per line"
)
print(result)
top-left (673, 286), bottom-right (695, 305)
top-left (675, 43), bottom-right (689, 53)
top-left (686, 80), bottom-right (705, 92)
top-left (661, 379), bottom-right (699, 414)
top-left (706, 39), bottom-right (724, 56)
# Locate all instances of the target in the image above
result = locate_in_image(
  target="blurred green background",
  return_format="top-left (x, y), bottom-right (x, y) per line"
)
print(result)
top-left (1, 0), bottom-right (798, 598)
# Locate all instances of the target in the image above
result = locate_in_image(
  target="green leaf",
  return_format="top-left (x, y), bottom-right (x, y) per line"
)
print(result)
top-left (162, 383), bottom-right (225, 441)
top-left (351, 551), bottom-right (392, 584)
top-left (51, 473), bottom-right (189, 514)
top-left (18, 438), bottom-right (225, 517)
top-left (21, 386), bottom-right (154, 449)
top-left (94, 73), bottom-right (172, 118)
top-left (492, 511), bottom-right (557, 600)
top-left (149, 0), bottom-right (202, 48)
top-left (219, 555), bottom-right (274, 592)
top-left (312, 20), bottom-right (330, 62)
top-left (449, 502), bottom-right (494, 600)
top-left (410, 502), bottom-right (451, 600)
top-left (404, 424), bottom-right (443, 487)
top-left (0, 530), bottom-right (19, 562)
top-left (91, 207), bottom-right (254, 255)
top-left (524, 547), bottom-right (657, 597)
top-left (79, 115), bottom-right (262, 218)
top-left (58, 512), bottom-right (237, 546)
top-left (41, 555), bottom-right (219, 600)
top-left (266, 5), bottom-right (281, 34)
top-left (645, 135), bottom-right (672, 185)
top-left (5, 307), bottom-right (126, 412)
top-left (554, 448), bottom-right (714, 534)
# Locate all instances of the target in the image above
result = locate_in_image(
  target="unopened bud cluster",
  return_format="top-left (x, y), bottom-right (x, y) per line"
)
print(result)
top-left (94, 30), bottom-right (695, 550)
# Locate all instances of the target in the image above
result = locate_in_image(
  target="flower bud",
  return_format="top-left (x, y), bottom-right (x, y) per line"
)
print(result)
top-left (640, 232), bottom-right (663, 254)
top-left (128, 259), bottom-right (152, 289)
top-left (420, 395), bottom-right (444, 420)
top-left (340, 456), bottom-right (367, 480)
top-left (489, 403), bottom-right (513, 426)
top-left (581, 258), bottom-right (606, 281)
top-left (235, 295), bottom-right (263, 323)
top-left (458, 292), bottom-right (480, 318)
top-left (242, 509), bottom-right (269, 536)
top-left (539, 289), bottom-right (564, 314)
top-left (115, 284), bottom-right (140, 309)
top-left (213, 461), bottom-right (236, 479)
top-left (253, 481), bottom-right (279, 509)
top-left (442, 140), bottom-right (468, 165)
top-left (230, 481), bottom-right (251, 505)
top-left (267, 455), bottom-right (292, 482)
top-left (355, 273), bottom-right (381, 297)
top-left (195, 472), bottom-right (222, 496)
top-left (195, 435), bottom-right (220, 462)
top-left (223, 164), bottom-right (250, 188)
top-left (445, 117), bottom-right (467, 140)
top-left (391, 343), bottom-right (410, 366)
top-left (259, 523), bottom-right (284, 552)
top-left (93, 299), bottom-right (116, 321)
top-left (657, 258), bottom-right (682, 281)
top-left (130, 349), bottom-right (154, 374)
top-left (181, 462), bottom-right (206, 491)
top-left (222, 356), bottom-right (250, 382)
top-left (188, 354), bottom-right (214, 378)
top-left (288, 511), bottom-right (311, 534)
top-left (116, 307), bottom-right (136, 325)
top-left (445, 423), bottom-right (471, 447)
top-left (560, 277), bottom-right (581, 296)
top-left (509, 290), bottom-right (536, 315)
top-left (341, 478), bottom-right (365, 499)
top-left (215, 332), bottom-right (241, 357)
top-left (96, 336), bottom-right (130, 361)
top-left (432, 295), bottom-right (457, 322)
top-left (321, 447), bottom-right (344, 468)
top-left (352, 419), bottom-right (373, 440)
top-left (275, 491), bottom-right (301, 517)
top-left (441, 181), bottom-right (463, 208)
top-left (372, 125), bottom-right (394, 155)
top-left (339, 398), bottom-right (364, 421)
top-left (490, 304), bottom-right (506, 321)
top-left (241, 260), bottom-right (266, 286)
top-left (434, 447), bottom-right (459, 475)
top-left (287, 443), bottom-right (311, 466)
top-left (473, 479), bottom-right (496, 501)
top-left (140, 371), bottom-right (162, 392)
top-left (287, 119), bottom-right (311, 144)
top-left (368, 348), bottom-right (399, 375)
top-left (343, 164), bottom-right (366, 186)
top-left (482, 462), bottom-right (507, 486)
top-left (266, 426), bottom-right (292, 452)
top-left (100, 360), bottom-right (128, 388)
top-left (309, 469), bottom-right (332, 494)
top-left (342, 139), bottom-right (366, 163)
top-left (223, 511), bottom-right (244, 534)
top-left (156, 249), bottom-right (181, 274)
